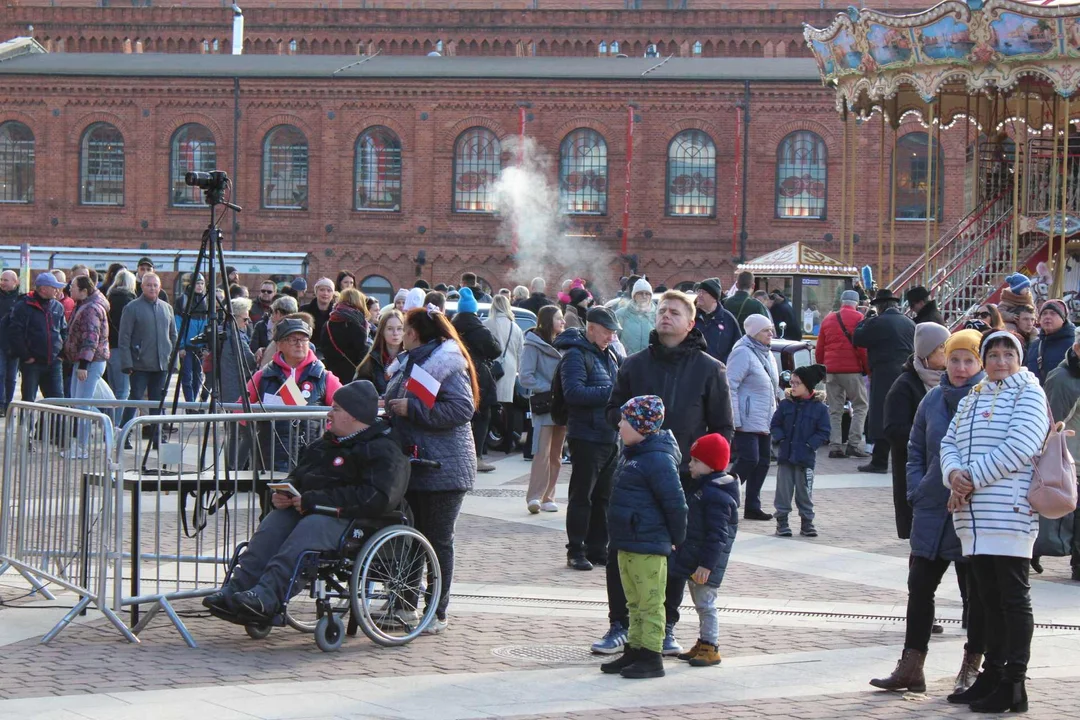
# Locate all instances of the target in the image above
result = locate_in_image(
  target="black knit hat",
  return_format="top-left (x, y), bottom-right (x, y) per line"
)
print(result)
top-left (793, 363), bottom-right (827, 390)
top-left (696, 277), bottom-right (723, 303)
top-left (333, 380), bottom-right (379, 425)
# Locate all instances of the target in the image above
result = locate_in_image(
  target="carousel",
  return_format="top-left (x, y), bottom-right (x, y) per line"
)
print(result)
top-left (804, 0), bottom-right (1080, 326)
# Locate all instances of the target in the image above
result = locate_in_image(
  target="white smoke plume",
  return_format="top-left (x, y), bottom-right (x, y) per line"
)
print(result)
top-left (493, 136), bottom-right (618, 298)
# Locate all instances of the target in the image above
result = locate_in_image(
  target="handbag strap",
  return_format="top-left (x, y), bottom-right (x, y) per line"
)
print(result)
top-left (836, 311), bottom-right (868, 374)
top-left (498, 320), bottom-right (511, 361)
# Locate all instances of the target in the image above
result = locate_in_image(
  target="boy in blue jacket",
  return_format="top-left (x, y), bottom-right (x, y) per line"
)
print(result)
top-left (770, 364), bottom-right (831, 538)
top-left (669, 433), bottom-right (739, 667)
top-left (601, 395), bottom-right (687, 680)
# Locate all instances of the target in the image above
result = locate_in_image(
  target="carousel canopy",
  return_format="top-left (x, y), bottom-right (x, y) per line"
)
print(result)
top-left (737, 242), bottom-right (858, 277)
top-left (804, 0), bottom-right (1080, 130)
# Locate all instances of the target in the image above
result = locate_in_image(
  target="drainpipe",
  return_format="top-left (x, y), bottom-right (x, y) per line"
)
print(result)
top-left (737, 80), bottom-right (751, 263)
top-left (232, 76), bottom-right (240, 251)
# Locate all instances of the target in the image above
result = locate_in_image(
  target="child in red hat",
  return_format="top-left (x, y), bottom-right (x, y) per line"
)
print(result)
top-left (667, 433), bottom-right (740, 667)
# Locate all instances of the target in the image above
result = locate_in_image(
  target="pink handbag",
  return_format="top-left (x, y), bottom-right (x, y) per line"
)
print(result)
top-left (1029, 403), bottom-right (1079, 520)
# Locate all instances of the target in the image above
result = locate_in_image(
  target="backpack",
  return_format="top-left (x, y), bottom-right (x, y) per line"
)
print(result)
top-left (549, 350), bottom-right (597, 427)
top-left (1029, 401), bottom-right (1079, 520)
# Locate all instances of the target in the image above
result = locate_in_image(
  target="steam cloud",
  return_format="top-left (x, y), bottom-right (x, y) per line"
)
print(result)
top-left (492, 136), bottom-right (618, 297)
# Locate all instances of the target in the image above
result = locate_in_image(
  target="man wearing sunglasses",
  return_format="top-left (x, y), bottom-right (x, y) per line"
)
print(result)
top-left (251, 280), bottom-right (277, 325)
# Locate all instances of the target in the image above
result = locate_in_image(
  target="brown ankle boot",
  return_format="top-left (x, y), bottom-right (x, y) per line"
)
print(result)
top-left (869, 648), bottom-right (927, 693)
top-left (677, 639), bottom-right (704, 662)
top-left (953, 651), bottom-right (983, 694)
top-left (688, 642), bottom-right (722, 667)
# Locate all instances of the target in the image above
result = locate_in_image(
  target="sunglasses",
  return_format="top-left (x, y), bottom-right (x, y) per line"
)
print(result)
top-left (975, 311), bottom-right (991, 319)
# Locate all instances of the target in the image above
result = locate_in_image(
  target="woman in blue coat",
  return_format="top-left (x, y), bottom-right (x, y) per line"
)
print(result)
top-left (870, 329), bottom-right (985, 698)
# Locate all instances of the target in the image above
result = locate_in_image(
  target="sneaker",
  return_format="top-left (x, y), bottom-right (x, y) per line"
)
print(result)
top-left (845, 446), bottom-right (871, 458)
top-left (477, 460), bottom-right (496, 473)
top-left (540, 501), bottom-right (559, 512)
top-left (59, 448), bottom-right (90, 460)
top-left (744, 508), bottom-right (773, 521)
top-left (527, 499), bottom-right (541, 514)
top-left (775, 517), bottom-right (792, 537)
top-left (857, 463), bottom-right (888, 474)
top-left (586, 553), bottom-right (608, 567)
top-left (232, 590), bottom-right (274, 620)
top-left (662, 623), bottom-right (682, 656)
top-left (202, 585), bottom-right (237, 614)
top-left (800, 521), bottom-right (818, 538)
top-left (567, 555), bottom-right (593, 571)
top-left (828, 448), bottom-right (846, 459)
top-left (423, 616), bottom-right (448, 635)
top-left (591, 622), bottom-right (628, 655)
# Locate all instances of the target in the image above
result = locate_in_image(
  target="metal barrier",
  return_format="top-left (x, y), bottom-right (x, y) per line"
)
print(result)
top-left (0, 401), bottom-right (136, 644)
top-left (109, 409), bottom-right (328, 647)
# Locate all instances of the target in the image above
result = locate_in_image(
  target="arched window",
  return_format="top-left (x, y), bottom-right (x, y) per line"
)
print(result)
top-left (355, 126), bottom-right (402, 212)
top-left (262, 125), bottom-right (308, 210)
top-left (169, 123), bottom-right (217, 207)
top-left (80, 122), bottom-right (124, 206)
top-left (453, 127), bottom-right (501, 213)
top-left (775, 131), bottom-right (827, 219)
top-left (666, 130), bottom-right (716, 217)
top-left (0, 121), bottom-right (34, 203)
top-left (559, 129), bottom-right (608, 215)
top-left (360, 274), bottom-right (393, 307)
top-left (895, 131), bottom-right (944, 220)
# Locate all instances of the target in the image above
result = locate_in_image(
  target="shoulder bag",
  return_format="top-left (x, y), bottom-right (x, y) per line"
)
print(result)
top-left (489, 321), bottom-right (511, 382)
top-left (1030, 400), bottom-right (1079, 519)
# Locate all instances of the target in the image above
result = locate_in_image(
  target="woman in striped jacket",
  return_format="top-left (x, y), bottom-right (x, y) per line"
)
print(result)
top-left (939, 330), bottom-right (1049, 714)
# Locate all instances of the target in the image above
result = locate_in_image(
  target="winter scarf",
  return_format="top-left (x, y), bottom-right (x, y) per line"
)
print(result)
top-left (913, 355), bottom-right (942, 392)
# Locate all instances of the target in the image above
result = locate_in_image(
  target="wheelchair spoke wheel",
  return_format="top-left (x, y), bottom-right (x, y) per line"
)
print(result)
top-left (351, 525), bottom-right (441, 647)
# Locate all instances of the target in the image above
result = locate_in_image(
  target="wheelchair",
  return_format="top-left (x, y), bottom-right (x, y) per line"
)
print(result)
top-left (222, 506), bottom-right (442, 652)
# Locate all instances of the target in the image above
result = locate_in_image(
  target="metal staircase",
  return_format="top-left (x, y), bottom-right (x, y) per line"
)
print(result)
top-left (887, 186), bottom-right (1046, 328)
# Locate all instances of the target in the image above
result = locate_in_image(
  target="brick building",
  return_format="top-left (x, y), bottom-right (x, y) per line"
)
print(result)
top-left (0, 43), bottom-right (971, 299)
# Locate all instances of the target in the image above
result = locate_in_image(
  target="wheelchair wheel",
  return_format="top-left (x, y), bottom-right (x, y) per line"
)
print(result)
top-left (245, 623), bottom-right (272, 640)
top-left (314, 614), bottom-right (345, 652)
top-left (350, 525), bottom-right (442, 647)
top-left (285, 593), bottom-right (350, 634)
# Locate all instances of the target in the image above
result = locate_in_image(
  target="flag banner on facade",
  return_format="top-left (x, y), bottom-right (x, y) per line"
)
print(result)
top-left (406, 364), bottom-right (441, 409)
top-left (279, 376), bottom-right (307, 406)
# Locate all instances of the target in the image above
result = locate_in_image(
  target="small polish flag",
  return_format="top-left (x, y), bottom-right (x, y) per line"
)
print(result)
top-left (406, 364), bottom-right (441, 409)
top-left (279, 376), bottom-right (307, 406)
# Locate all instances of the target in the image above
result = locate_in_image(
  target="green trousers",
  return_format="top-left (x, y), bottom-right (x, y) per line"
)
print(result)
top-left (618, 551), bottom-right (667, 653)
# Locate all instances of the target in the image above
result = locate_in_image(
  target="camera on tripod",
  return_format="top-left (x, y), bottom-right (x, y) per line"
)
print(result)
top-left (185, 170), bottom-right (230, 205)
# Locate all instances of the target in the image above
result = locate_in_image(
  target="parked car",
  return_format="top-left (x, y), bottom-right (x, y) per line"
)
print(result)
top-left (442, 302), bottom-right (537, 332)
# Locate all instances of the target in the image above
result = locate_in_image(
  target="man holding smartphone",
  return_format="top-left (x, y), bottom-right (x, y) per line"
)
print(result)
top-left (203, 380), bottom-right (410, 622)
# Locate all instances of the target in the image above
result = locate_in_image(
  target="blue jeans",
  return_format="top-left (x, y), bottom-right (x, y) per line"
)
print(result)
top-left (20, 359), bottom-right (64, 402)
top-left (0, 352), bottom-right (18, 411)
top-left (69, 360), bottom-right (107, 449)
top-left (121, 370), bottom-right (166, 429)
top-left (180, 350), bottom-right (203, 403)
top-left (106, 353), bottom-right (130, 425)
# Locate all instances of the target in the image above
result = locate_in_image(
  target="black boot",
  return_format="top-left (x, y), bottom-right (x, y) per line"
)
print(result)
top-left (600, 646), bottom-right (640, 674)
top-left (970, 679), bottom-right (1028, 714)
top-left (620, 648), bottom-right (665, 679)
top-left (948, 664), bottom-right (1002, 704)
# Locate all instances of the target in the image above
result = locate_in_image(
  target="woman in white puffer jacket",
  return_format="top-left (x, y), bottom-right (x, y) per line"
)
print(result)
top-left (725, 313), bottom-right (782, 520)
top-left (939, 330), bottom-right (1049, 713)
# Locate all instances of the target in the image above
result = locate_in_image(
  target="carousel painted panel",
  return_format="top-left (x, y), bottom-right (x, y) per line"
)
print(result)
top-left (917, 15), bottom-right (976, 62)
top-left (867, 23), bottom-right (915, 68)
top-left (988, 11), bottom-right (1058, 59)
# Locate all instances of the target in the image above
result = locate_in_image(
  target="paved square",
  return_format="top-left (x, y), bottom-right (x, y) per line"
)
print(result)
top-left (2, 446), bottom-right (1078, 719)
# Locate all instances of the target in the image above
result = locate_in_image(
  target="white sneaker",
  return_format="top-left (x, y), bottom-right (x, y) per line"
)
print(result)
top-left (60, 448), bottom-right (89, 460)
top-left (527, 499), bottom-right (541, 514)
top-left (540, 501), bottom-right (559, 513)
top-left (423, 616), bottom-right (448, 635)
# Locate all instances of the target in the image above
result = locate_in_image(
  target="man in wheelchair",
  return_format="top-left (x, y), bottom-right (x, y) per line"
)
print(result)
top-left (204, 379), bottom-right (410, 623)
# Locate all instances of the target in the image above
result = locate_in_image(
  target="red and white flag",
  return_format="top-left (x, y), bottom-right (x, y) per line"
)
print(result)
top-left (278, 376), bottom-right (307, 407)
top-left (406, 364), bottom-right (441, 409)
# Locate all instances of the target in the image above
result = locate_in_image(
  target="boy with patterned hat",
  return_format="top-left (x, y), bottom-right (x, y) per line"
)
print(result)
top-left (600, 395), bottom-right (687, 679)
top-left (669, 433), bottom-right (740, 667)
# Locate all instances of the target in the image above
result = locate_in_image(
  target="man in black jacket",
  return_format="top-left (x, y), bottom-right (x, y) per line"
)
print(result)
top-left (0, 270), bottom-right (21, 413)
top-left (593, 289), bottom-right (735, 657)
top-left (520, 277), bottom-right (555, 315)
top-left (853, 289), bottom-right (916, 473)
top-left (204, 380), bottom-right (410, 621)
top-left (767, 290), bottom-right (803, 341)
top-left (906, 286), bottom-right (945, 325)
top-left (451, 287), bottom-right (501, 472)
top-left (8, 272), bottom-right (68, 402)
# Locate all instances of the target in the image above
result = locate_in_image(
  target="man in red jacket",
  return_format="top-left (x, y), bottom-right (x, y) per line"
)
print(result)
top-left (814, 290), bottom-right (870, 459)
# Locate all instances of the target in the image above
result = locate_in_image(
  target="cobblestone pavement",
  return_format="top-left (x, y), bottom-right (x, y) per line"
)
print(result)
top-left (1, 448), bottom-right (1078, 719)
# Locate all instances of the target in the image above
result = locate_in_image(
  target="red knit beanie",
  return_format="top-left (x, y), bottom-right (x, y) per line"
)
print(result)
top-left (690, 433), bottom-right (730, 472)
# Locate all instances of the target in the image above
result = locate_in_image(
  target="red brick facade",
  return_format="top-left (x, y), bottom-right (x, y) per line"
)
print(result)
top-left (0, 63), bottom-right (972, 293)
